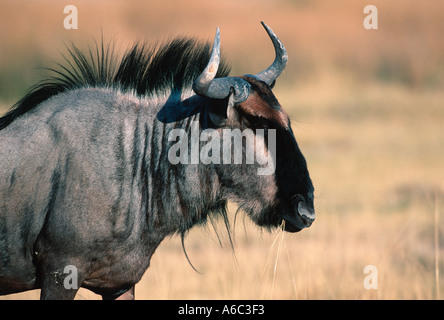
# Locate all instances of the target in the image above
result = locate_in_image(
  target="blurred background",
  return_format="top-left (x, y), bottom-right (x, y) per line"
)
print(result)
top-left (0, 0), bottom-right (443, 299)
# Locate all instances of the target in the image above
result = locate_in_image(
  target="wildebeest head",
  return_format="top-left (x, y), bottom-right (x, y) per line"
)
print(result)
top-left (193, 22), bottom-right (315, 233)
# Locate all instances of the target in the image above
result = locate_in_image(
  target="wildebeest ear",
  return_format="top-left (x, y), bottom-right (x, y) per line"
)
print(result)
top-left (269, 79), bottom-right (276, 89)
top-left (226, 89), bottom-right (240, 123)
top-left (208, 88), bottom-right (239, 126)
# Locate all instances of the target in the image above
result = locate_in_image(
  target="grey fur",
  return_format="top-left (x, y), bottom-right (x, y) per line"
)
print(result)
top-left (0, 27), bottom-right (314, 299)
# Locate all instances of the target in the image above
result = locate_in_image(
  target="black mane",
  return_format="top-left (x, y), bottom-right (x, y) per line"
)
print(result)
top-left (0, 37), bottom-right (231, 130)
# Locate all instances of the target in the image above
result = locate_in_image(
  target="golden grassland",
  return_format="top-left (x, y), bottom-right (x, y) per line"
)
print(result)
top-left (0, 0), bottom-right (443, 299)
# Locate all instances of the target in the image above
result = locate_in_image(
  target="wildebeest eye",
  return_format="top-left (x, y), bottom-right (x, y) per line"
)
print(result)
top-left (250, 118), bottom-right (262, 127)
top-left (243, 114), bottom-right (269, 129)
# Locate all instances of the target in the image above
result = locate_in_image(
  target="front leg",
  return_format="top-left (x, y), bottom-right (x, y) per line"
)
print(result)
top-left (38, 262), bottom-right (84, 300)
top-left (115, 286), bottom-right (135, 300)
top-left (101, 285), bottom-right (135, 300)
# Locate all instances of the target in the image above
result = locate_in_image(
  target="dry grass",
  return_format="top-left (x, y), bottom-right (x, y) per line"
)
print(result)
top-left (1, 0), bottom-right (443, 300)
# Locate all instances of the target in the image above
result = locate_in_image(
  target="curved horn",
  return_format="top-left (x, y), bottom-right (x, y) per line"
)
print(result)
top-left (193, 28), bottom-right (221, 96)
top-left (254, 21), bottom-right (288, 85)
top-left (193, 28), bottom-right (251, 103)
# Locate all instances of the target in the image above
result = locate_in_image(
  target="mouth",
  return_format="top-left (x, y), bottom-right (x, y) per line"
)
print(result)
top-left (281, 200), bottom-right (315, 233)
top-left (282, 220), bottom-right (303, 232)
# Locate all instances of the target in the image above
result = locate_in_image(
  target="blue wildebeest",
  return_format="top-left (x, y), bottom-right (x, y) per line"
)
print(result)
top-left (0, 22), bottom-right (314, 299)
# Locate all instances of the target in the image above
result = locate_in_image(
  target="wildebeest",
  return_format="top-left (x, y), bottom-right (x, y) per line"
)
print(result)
top-left (0, 22), bottom-right (314, 299)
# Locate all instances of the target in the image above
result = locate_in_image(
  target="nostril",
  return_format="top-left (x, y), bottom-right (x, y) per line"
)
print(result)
top-left (297, 201), bottom-right (315, 226)
top-left (300, 214), bottom-right (314, 226)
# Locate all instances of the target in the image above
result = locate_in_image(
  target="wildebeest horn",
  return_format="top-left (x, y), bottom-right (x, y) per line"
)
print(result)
top-left (193, 28), bottom-right (221, 96)
top-left (193, 28), bottom-right (251, 103)
top-left (193, 22), bottom-right (287, 103)
top-left (253, 21), bottom-right (288, 85)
